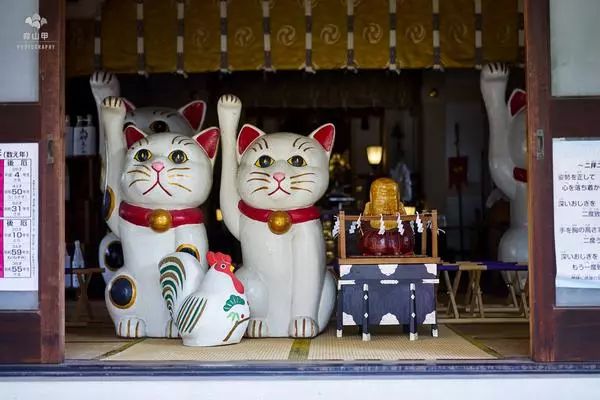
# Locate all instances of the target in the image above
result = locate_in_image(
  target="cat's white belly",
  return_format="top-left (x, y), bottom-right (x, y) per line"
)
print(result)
top-left (238, 216), bottom-right (292, 336)
top-left (237, 215), bottom-right (330, 337)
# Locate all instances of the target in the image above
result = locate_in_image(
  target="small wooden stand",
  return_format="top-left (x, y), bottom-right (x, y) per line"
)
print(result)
top-left (66, 267), bottom-right (104, 326)
top-left (335, 210), bottom-right (440, 341)
top-left (337, 210), bottom-right (440, 264)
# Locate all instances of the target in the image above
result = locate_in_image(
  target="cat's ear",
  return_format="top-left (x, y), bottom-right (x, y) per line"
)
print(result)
top-left (237, 124), bottom-right (266, 162)
top-left (179, 100), bottom-right (207, 131)
top-left (508, 89), bottom-right (526, 118)
top-left (194, 127), bottom-right (220, 165)
top-left (309, 123), bottom-right (335, 157)
top-left (124, 125), bottom-right (147, 148)
top-left (122, 98), bottom-right (136, 113)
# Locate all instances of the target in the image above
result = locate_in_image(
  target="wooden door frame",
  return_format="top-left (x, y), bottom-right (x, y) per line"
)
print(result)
top-left (0, 0), bottom-right (64, 363)
top-left (526, 0), bottom-right (600, 361)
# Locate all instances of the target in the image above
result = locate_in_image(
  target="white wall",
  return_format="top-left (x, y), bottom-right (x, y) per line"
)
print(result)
top-left (2, 375), bottom-right (600, 400)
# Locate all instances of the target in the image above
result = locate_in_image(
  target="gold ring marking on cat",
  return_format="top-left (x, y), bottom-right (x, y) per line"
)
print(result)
top-left (176, 244), bottom-right (200, 260)
top-left (267, 210), bottom-right (292, 234)
top-left (104, 186), bottom-right (116, 220)
top-left (109, 275), bottom-right (137, 310)
top-left (148, 209), bottom-right (173, 232)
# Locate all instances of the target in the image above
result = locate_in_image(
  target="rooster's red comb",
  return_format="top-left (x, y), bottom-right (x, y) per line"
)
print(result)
top-left (206, 251), bottom-right (232, 267)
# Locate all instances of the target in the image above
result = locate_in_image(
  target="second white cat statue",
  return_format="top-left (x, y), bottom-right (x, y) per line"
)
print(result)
top-left (100, 96), bottom-right (219, 338)
top-left (217, 94), bottom-right (336, 338)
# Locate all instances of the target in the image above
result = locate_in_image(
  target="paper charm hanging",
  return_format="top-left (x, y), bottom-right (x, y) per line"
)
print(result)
top-left (415, 212), bottom-right (424, 233)
top-left (349, 214), bottom-right (362, 235)
top-left (397, 213), bottom-right (404, 235)
top-left (410, 220), bottom-right (415, 233)
top-left (378, 214), bottom-right (386, 235)
top-left (332, 216), bottom-right (340, 238)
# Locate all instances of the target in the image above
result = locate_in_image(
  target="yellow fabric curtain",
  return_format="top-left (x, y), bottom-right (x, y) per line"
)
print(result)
top-left (66, 0), bottom-right (521, 77)
top-left (271, 0), bottom-right (305, 70)
top-left (396, 0), bottom-right (433, 69)
top-left (184, 1), bottom-right (220, 72)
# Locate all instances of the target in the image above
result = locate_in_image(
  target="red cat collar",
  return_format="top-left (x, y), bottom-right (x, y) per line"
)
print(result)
top-left (513, 167), bottom-right (527, 183)
top-left (238, 200), bottom-right (320, 235)
top-left (119, 202), bottom-right (204, 232)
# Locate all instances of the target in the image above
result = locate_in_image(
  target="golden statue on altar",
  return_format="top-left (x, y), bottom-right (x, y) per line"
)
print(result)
top-left (359, 177), bottom-right (414, 256)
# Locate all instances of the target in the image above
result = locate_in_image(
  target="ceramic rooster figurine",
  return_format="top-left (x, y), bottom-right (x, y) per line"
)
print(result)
top-left (159, 251), bottom-right (250, 346)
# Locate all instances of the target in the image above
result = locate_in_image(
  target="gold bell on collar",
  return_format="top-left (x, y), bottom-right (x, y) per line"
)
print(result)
top-left (267, 210), bottom-right (292, 235)
top-left (148, 209), bottom-right (172, 232)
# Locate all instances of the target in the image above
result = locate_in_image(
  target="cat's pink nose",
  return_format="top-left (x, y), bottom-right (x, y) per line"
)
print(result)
top-left (151, 161), bottom-right (165, 172)
top-left (273, 172), bottom-right (285, 182)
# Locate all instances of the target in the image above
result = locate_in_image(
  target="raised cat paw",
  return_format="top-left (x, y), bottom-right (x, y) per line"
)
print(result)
top-left (164, 319), bottom-right (180, 338)
top-left (101, 96), bottom-right (127, 119)
top-left (116, 318), bottom-right (146, 338)
top-left (481, 62), bottom-right (509, 81)
top-left (289, 317), bottom-right (318, 338)
top-left (245, 319), bottom-right (268, 338)
top-left (90, 70), bottom-right (118, 90)
top-left (101, 95), bottom-right (124, 109)
top-left (90, 71), bottom-right (120, 104)
top-left (218, 94), bottom-right (242, 109)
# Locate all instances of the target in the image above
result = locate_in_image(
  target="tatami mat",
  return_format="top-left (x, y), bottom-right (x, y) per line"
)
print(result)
top-left (66, 342), bottom-right (129, 360)
top-left (308, 325), bottom-right (495, 360)
top-left (103, 338), bottom-right (295, 361)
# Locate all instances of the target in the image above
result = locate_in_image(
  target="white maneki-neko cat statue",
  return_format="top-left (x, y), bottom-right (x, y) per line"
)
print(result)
top-left (480, 63), bottom-right (528, 287)
top-left (90, 71), bottom-right (208, 286)
top-left (217, 94), bottom-right (336, 338)
top-left (99, 95), bottom-right (219, 338)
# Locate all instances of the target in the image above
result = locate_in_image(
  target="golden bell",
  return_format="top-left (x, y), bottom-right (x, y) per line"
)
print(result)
top-left (148, 209), bottom-right (172, 232)
top-left (267, 210), bottom-right (292, 235)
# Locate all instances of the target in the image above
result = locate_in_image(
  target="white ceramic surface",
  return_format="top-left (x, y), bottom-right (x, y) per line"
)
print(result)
top-left (480, 63), bottom-right (528, 287)
top-left (217, 94), bottom-right (336, 338)
top-left (99, 96), bottom-right (219, 338)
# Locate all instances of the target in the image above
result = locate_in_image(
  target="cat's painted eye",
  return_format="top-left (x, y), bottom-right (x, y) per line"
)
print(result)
top-left (134, 149), bottom-right (152, 162)
top-left (149, 120), bottom-right (170, 133)
top-left (287, 155), bottom-right (307, 167)
top-left (254, 155), bottom-right (275, 168)
top-left (168, 150), bottom-right (188, 164)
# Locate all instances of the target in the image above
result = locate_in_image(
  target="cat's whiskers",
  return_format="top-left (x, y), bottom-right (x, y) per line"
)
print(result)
top-left (290, 172), bottom-right (315, 179)
top-left (167, 167), bottom-right (191, 172)
top-left (247, 177), bottom-right (270, 183)
top-left (127, 169), bottom-right (151, 177)
top-left (290, 180), bottom-right (315, 185)
top-left (290, 186), bottom-right (313, 193)
top-left (251, 186), bottom-right (269, 194)
top-left (250, 171), bottom-right (270, 177)
top-left (168, 182), bottom-right (192, 192)
top-left (168, 174), bottom-right (191, 178)
top-left (134, 164), bottom-right (151, 171)
top-left (129, 178), bottom-right (150, 187)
